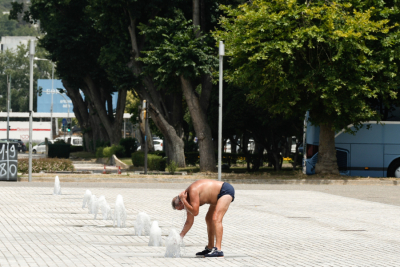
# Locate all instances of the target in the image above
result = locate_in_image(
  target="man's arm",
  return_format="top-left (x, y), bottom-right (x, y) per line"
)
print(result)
top-left (180, 211), bottom-right (194, 238)
top-left (179, 190), bottom-right (200, 216)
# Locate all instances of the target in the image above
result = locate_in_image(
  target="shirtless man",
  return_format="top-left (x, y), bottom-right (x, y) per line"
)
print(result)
top-left (171, 179), bottom-right (235, 258)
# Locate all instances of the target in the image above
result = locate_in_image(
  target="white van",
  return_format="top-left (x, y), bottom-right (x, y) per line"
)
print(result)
top-left (55, 136), bottom-right (83, 146)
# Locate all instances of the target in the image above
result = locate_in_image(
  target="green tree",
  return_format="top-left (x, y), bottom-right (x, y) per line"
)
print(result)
top-left (0, 43), bottom-right (53, 113)
top-left (0, 14), bottom-right (39, 37)
top-left (86, 0), bottom-right (244, 170)
top-left (137, 10), bottom-right (218, 170)
top-left (214, 0), bottom-right (400, 174)
top-left (11, 0), bottom-right (130, 151)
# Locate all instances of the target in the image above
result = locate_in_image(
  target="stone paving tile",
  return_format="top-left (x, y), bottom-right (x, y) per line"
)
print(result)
top-left (0, 185), bottom-right (399, 266)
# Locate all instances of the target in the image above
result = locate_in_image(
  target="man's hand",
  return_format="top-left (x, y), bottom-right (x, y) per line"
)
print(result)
top-left (179, 191), bottom-right (187, 202)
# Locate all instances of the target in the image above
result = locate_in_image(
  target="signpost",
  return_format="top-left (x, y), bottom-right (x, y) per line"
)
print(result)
top-left (0, 142), bottom-right (18, 181)
top-left (62, 118), bottom-right (67, 140)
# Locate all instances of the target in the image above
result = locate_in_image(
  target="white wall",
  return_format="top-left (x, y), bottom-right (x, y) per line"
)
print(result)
top-left (0, 121), bottom-right (51, 143)
top-left (0, 36), bottom-right (36, 52)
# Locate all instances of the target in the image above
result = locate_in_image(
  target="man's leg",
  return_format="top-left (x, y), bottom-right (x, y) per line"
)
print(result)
top-left (212, 195), bottom-right (232, 250)
top-left (205, 205), bottom-right (216, 249)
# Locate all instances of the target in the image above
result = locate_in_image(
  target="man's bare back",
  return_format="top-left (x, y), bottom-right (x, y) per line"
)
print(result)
top-left (185, 179), bottom-right (224, 207)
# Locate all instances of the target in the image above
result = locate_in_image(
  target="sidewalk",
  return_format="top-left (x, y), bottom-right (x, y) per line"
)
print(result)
top-left (0, 183), bottom-right (399, 266)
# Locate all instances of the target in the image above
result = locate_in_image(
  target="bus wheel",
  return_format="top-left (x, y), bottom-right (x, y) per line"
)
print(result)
top-left (387, 158), bottom-right (400, 178)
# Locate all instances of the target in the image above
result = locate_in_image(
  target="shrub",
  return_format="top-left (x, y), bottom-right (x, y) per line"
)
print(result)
top-left (112, 145), bottom-right (125, 158)
top-left (101, 145), bottom-right (124, 158)
top-left (48, 143), bottom-right (70, 159)
top-left (152, 151), bottom-right (166, 158)
top-left (132, 151), bottom-right (145, 166)
top-left (102, 147), bottom-right (113, 158)
top-left (148, 155), bottom-right (166, 171)
top-left (167, 160), bottom-right (177, 174)
top-left (119, 137), bottom-right (138, 157)
top-left (96, 147), bottom-right (104, 158)
top-left (18, 158), bottom-right (74, 173)
top-left (131, 152), bottom-right (166, 171)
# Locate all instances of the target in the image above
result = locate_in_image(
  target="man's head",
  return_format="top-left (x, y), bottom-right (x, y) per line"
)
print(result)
top-left (171, 196), bottom-right (184, 210)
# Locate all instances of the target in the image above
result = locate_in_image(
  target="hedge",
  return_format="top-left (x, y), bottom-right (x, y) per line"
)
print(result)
top-left (131, 151), bottom-right (166, 171)
top-left (96, 147), bottom-right (104, 158)
top-left (103, 145), bottom-right (125, 158)
top-left (96, 145), bottom-right (125, 158)
top-left (131, 151), bottom-right (145, 166)
top-left (148, 156), bottom-right (166, 171)
top-left (18, 158), bottom-right (74, 173)
top-left (48, 143), bottom-right (70, 159)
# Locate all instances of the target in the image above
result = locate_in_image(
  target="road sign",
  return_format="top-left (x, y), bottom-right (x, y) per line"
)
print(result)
top-left (62, 118), bottom-right (67, 125)
top-left (67, 118), bottom-right (72, 123)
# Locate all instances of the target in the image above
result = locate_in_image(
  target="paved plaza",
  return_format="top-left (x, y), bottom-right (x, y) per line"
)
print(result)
top-left (0, 181), bottom-right (399, 266)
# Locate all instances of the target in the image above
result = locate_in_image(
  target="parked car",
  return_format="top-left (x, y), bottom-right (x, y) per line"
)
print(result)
top-left (224, 139), bottom-right (254, 153)
top-left (32, 140), bottom-right (54, 154)
top-left (291, 137), bottom-right (304, 153)
top-left (224, 139), bottom-right (240, 153)
top-left (0, 139), bottom-right (27, 153)
top-left (137, 139), bottom-right (163, 151)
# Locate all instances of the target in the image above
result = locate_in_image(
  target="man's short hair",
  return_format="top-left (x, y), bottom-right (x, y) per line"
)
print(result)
top-left (171, 196), bottom-right (180, 210)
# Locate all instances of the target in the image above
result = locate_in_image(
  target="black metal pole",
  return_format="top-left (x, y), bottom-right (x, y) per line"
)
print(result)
top-left (144, 100), bottom-right (148, 174)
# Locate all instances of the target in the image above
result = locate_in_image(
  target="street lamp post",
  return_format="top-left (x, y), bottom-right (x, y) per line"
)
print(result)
top-left (34, 57), bottom-right (55, 140)
top-left (28, 41), bottom-right (35, 182)
top-left (218, 41), bottom-right (224, 181)
top-left (6, 75), bottom-right (10, 141)
top-left (143, 100), bottom-right (148, 174)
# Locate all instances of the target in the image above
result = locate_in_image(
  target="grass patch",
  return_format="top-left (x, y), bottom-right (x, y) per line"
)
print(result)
top-left (177, 166), bottom-right (201, 173)
top-left (70, 151), bottom-right (96, 159)
top-left (177, 165), bottom-right (300, 175)
top-left (120, 158), bottom-right (133, 166)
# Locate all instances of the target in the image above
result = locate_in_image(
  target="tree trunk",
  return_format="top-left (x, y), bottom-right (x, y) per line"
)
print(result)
top-left (62, 79), bottom-right (109, 152)
top-left (192, 0), bottom-right (200, 38)
top-left (126, 13), bottom-right (186, 167)
top-left (149, 103), bottom-right (185, 167)
top-left (180, 75), bottom-right (216, 172)
top-left (82, 75), bottom-right (126, 145)
top-left (315, 123), bottom-right (339, 175)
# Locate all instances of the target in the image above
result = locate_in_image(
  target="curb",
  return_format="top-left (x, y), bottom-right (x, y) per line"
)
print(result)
top-left (16, 174), bottom-right (400, 185)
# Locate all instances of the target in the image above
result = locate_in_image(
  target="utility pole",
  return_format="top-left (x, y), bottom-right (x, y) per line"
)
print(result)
top-left (28, 41), bottom-right (35, 182)
top-left (6, 75), bottom-right (11, 141)
top-left (143, 100), bottom-right (148, 174)
top-left (218, 41), bottom-right (224, 181)
top-left (50, 63), bottom-right (54, 140)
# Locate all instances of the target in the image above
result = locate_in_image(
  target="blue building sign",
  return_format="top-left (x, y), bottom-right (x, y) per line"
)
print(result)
top-left (37, 79), bottom-right (119, 114)
top-left (37, 79), bottom-right (73, 113)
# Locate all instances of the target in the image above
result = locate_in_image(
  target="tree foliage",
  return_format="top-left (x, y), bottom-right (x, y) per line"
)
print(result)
top-left (138, 10), bottom-right (218, 84)
top-left (214, 0), bottom-right (400, 130)
top-left (0, 43), bottom-right (53, 113)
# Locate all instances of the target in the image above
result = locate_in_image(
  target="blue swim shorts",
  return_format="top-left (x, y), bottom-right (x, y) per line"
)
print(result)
top-left (217, 182), bottom-right (235, 202)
